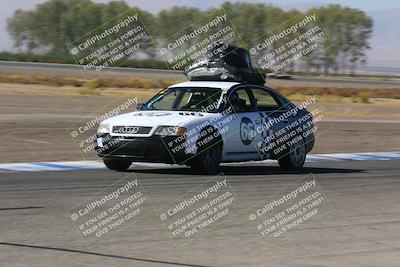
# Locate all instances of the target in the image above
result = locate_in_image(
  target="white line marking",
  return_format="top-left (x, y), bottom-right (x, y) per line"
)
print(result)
top-left (0, 151), bottom-right (399, 173)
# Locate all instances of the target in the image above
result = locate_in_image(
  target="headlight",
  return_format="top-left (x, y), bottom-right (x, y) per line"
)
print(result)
top-left (97, 123), bottom-right (111, 134)
top-left (154, 126), bottom-right (186, 136)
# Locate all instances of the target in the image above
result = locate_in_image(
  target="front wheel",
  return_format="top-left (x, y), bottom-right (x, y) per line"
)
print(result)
top-left (278, 137), bottom-right (306, 170)
top-left (103, 158), bottom-right (131, 171)
top-left (190, 143), bottom-right (222, 174)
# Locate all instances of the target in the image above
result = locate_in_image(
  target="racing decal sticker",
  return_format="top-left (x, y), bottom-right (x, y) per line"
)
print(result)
top-left (240, 117), bottom-right (255, 145)
top-left (259, 112), bottom-right (274, 159)
top-left (145, 112), bottom-right (173, 116)
top-left (133, 112), bottom-right (173, 116)
top-left (158, 87), bottom-right (169, 94)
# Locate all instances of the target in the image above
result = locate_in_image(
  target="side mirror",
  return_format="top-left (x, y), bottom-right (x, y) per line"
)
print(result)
top-left (136, 103), bottom-right (144, 110)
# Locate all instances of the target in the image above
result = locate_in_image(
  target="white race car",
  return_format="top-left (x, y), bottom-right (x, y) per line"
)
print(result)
top-left (95, 81), bottom-right (315, 173)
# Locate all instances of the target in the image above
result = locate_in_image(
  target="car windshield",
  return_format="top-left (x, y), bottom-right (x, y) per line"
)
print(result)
top-left (142, 87), bottom-right (223, 113)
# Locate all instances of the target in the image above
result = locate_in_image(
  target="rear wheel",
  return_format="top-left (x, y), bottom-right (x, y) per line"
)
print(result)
top-left (278, 137), bottom-right (306, 170)
top-left (103, 158), bottom-right (131, 171)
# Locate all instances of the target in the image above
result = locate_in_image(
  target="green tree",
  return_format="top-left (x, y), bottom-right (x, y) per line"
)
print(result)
top-left (311, 5), bottom-right (373, 74)
top-left (7, 0), bottom-right (373, 74)
top-left (7, 0), bottom-right (150, 55)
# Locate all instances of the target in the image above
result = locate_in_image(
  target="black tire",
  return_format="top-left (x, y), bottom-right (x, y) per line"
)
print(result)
top-left (278, 136), bottom-right (306, 170)
top-left (190, 128), bottom-right (222, 174)
top-left (103, 158), bottom-right (131, 171)
top-left (191, 144), bottom-right (222, 174)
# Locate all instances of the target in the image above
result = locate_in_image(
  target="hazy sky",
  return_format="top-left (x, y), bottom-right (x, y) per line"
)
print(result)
top-left (0, 0), bottom-right (399, 66)
top-left (95, 0), bottom-right (400, 13)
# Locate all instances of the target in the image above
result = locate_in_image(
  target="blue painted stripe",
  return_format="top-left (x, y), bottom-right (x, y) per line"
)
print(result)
top-left (352, 154), bottom-right (394, 160)
top-left (317, 155), bottom-right (365, 161)
top-left (31, 162), bottom-right (82, 170)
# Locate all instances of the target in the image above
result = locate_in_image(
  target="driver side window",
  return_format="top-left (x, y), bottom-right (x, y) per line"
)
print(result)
top-left (228, 89), bottom-right (254, 113)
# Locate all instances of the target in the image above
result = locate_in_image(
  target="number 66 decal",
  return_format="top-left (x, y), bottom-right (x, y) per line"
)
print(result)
top-left (240, 117), bottom-right (256, 145)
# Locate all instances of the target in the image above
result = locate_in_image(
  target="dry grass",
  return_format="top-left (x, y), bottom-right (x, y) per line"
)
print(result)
top-left (273, 86), bottom-right (400, 99)
top-left (0, 73), bottom-right (181, 91)
top-left (0, 82), bottom-right (161, 102)
top-left (0, 72), bottom-right (399, 100)
top-left (351, 92), bottom-right (371, 103)
top-left (0, 74), bottom-right (84, 87)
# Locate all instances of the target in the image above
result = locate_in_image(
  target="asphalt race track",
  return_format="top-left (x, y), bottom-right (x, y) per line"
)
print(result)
top-left (1, 61), bottom-right (399, 266)
top-left (1, 159), bottom-right (399, 267)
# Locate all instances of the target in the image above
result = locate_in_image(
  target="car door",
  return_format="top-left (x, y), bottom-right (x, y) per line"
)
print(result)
top-left (249, 87), bottom-right (289, 159)
top-left (222, 87), bottom-right (263, 161)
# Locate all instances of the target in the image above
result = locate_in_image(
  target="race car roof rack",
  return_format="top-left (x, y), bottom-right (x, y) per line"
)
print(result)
top-left (184, 43), bottom-right (266, 86)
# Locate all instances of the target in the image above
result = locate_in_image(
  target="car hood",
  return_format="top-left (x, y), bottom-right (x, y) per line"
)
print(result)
top-left (102, 110), bottom-right (213, 127)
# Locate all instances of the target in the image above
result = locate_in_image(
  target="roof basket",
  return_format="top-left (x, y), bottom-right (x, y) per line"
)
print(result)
top-left (184, 43), bottom-right (266, 85)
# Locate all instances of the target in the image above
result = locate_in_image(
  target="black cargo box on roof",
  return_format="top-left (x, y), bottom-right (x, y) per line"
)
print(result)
top-left (184, 43), bottom-right (266, 85)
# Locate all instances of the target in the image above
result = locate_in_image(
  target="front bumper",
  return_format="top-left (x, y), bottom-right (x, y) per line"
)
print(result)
top-left (94, 134), bottom-right (191, 164)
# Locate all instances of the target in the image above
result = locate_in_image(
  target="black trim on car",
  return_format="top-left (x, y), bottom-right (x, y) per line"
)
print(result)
top-left (94, 134), bottom-right (190, 164)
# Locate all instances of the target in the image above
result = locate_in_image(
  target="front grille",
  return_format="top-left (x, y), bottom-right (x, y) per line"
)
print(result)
top-left (112, 126), bottom-right (152, 135)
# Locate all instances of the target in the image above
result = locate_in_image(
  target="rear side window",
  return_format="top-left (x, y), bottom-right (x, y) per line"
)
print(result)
top-left (228, 89), bottom-right (254, 113)
top-left (252, 88), bottom-right (282, 112)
